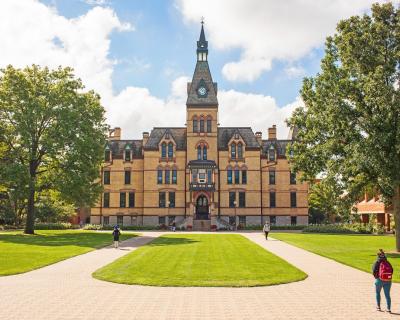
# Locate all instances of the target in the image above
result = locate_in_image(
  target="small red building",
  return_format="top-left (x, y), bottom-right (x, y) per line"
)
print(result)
top-left (354, 194), bottom-right (392, 231)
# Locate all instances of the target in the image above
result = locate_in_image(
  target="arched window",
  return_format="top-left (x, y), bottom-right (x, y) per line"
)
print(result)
top-left (200, 118), bottom-right (205, 133)
top-left (157, 169), bottom-right (163, 184)
top-left (268, 145), bottom-right (275, 161)
top-left (193, 117), bottom-right (198, 133)
top-left (168, 142), bottom-right (173, 158)
top-left (234, 168), bottom-right (240, 184)
top-left (203, 146), bottom-right (207, 160)
top-left (172, 169), bottom-right (177, 184)
top-left (207, 116), bottom-right (212, 133)
top-left (105, 146), bottom-right (111, 162)
top-left (165, 168), bottom-right (170, 184)
top-left (227, 168), bottom-right (233, 184)
top-left (124, 144), bottom-right (131, 161)
top-left (231, 143), bottom-right (236, 159)
top-left (161, 142), bottom-right (167, 158)
top-left (237, 143), bottom-right (243, 159)
top-left (197, 145), bottom-right (202, 160)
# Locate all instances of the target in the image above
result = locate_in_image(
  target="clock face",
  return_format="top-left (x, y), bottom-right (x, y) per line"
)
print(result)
top-left (197, 86), bottom-right (207, 96)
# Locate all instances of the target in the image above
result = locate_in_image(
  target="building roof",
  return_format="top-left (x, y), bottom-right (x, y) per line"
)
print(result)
top-left (218, 127), bottom-right (260, 150)
top-left (144, 128), bottom-right (187, 150)
top-left (108, 140), bottom-right (143, 158)
top-left (261, 140), bottom-right (292, 157)
top-left (188, 160), bottom-right (217, 168)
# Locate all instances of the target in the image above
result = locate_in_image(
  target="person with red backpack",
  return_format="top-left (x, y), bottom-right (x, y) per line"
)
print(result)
top-left (372, 249), bottom-right (393, 313)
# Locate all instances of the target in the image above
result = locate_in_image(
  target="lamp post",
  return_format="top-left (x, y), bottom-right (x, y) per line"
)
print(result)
top-left (167, 200), bottom-right (170, 230)
top-left (233, 200), bottom-right (237, 231)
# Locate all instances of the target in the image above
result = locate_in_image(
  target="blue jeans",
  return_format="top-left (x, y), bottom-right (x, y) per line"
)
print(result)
top-left (375, 279), bottom-right (391, 310)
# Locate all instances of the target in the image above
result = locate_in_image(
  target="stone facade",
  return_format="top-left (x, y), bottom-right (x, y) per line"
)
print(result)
top-left (90, 24), bottom-right (309, 230)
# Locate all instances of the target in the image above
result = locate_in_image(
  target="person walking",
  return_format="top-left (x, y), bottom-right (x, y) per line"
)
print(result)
top-left (112, 226), bottom-right (121, 249)
top-left (372, 249), bottom-right (393, 313)
top-left (172, 221), bottom-right (176, 232)
top-left (262, 221), bottom-right (270, 240)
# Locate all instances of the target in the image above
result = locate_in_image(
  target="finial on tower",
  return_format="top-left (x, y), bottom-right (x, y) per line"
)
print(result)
top-left (201, 16), bottom-right (205, 25)
top-left (197, 18), bottom-right (208, 61)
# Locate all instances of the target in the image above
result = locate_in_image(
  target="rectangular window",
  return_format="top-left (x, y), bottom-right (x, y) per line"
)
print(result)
top-left (291, 216), bottom-right (297, 225)
top-left (159, 192), bottom-right (166, 208)
top-left (103, 192), bottom-right (110, 208)
top-left (125, 150), bottom-right (131, 161)
top-left (105, 150), bottom-right (111, 162)
top-left (207, 169), bottom-right (212, 183)
top-left (241, 170), bottom-right (247, 184)
top-left (158, 216), bottom-right (166, 225)
top-left (169, 192), bottom-right (175, 208)
top-left (200, 119), bottom-right (204, 132)
top-left (227, 169), bottom-right (233, 184)
top-left (203, 147), bottom-right (207, 160)
top-left (290, 172), bottom-right (297, 185)
top-left (238, 192), bottom-right (246, 208)
top-left (239, 216), bottom-right (246, 226)
top-left (172, 170), bottom-right (177, 184)
top-left (128, 192), bottom-right (135, 208)
top-left (270, 192), bottom-right (276, 208)
top-left (103, 171), bottom-right (110, 185)
top-left (192, 169), bottom-right (198, 183)
top-left (290, 192), bottom-right (297, 208)
top-left (103, 216), bottom-right (109, 225)
top-left (207, 119), bottom-right (212, 133)
top-left (269, 171), bottom-right (275, 185)
top-left (229, 192), bottom-right (236, 208)
top-left (268, 149), bottom-right (275, 161)
top-left (124, 170), bottom-right (131, 184)
top-left (157, 169), bottom-right (163, 184)
top-left (193, 119), bottom-right (198, 133)
top-left (165, 169), bottom-right (170, 184)
top-left (120, 192), bottom-right (126, 208)
top-left (270, 215), bottom-right (276, 225)
top-left (234, 169), bottom-right (240, 184)
top-left (117, 215), bottom-right (123, 226)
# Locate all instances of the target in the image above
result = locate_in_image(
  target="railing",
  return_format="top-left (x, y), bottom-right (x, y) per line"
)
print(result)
top-left (189, 182), bottom-right (215, 191)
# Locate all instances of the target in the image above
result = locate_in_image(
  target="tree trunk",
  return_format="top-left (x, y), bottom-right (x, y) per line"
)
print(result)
top-left (24, 179), bottom-right (36, 234)
top-left (393, 185), bottom-right (400, 252)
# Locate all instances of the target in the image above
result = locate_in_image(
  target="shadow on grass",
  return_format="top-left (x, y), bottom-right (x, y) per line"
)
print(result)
top-left (148, 237), bottom-right (199, 247)
top-left (0, 231), bottom-right (136, 249)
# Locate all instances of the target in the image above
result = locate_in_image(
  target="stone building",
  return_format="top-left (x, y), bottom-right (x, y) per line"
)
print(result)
top-left (90, 24), bottom-right (309, 230)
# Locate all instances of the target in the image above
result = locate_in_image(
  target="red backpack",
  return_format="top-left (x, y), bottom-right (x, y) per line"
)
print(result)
top-left (379, 260), bottom-right (393, 281)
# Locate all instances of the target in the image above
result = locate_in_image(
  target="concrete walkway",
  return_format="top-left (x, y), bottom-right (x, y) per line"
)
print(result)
top-left (0, 232), bottom-right (399, 320)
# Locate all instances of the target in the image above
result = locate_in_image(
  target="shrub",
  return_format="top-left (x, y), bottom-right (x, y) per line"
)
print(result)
top-left (239, 225), bottom-right (307, 231)
top-left (302, 223), bottom-right (377, 234)
top-left (83, 224), bottom-right (163, 231)
top-left (35, 222), bottom-right (72, 230)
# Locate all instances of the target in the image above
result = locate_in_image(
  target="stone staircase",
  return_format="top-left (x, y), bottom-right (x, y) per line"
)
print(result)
top-left (193, 219), bottom-right (211, 231)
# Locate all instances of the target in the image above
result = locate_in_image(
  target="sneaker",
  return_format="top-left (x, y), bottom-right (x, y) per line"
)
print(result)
top-left (376, 306), bottom-right (381, 311)
top-left (386, 309), bottom-right (391, 313)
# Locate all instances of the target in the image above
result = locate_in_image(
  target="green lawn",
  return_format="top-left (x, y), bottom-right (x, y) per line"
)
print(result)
top-left (93, 234), bottom-right (307, 287)
top-left (272, 233), bottom-right (400, 281)
top-left (0, 230), bottom-right (136, 276)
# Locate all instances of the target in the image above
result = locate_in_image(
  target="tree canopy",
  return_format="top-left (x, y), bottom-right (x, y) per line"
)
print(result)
top-left (0, 65), bottom-right (107, 233)
top-left (287, 3), bottom-right (400, 248)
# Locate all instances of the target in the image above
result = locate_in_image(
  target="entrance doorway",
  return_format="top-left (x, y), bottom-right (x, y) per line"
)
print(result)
top-left (195, 195), bottom-right (209, 220)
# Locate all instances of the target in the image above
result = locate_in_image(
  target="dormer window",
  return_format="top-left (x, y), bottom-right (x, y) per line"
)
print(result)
top-left (161, 142), bottom-right (167, 158)
top-left (268, 145), bottom-right (276, 161)
top-left (231, 143), bottom-right (236, 159)
top-left (168, 142), bottom-right (173, 158)
top-left (105, 146), bottom-right (111, 162)
top-left (124, 144), bottom-right (131, 162)
top-left (237, 143), bottom-right (243, 159)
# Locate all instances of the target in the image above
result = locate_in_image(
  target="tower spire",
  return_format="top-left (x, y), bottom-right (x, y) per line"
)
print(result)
top-left (197, 19), bottom-right (208, 61)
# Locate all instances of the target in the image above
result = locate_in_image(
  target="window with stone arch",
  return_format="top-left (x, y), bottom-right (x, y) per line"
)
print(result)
top-left (199, 116), bottom-right (205, 133)
top-left (161, 142), bottom-right (167, 158)
top-left (268, 144), bottom-right (276, 161)
top-left (231, 143), bottom-right (236, 159)
top-left (124, 144), bottom-right (132, 161)
top-left (197, 145), bottom-right (202, 160)
top-left (237, 142), bottom-right (243, 159)
top-left (168, 142), bottom-right (174, 158)
top-left (193, 116), bottom-right (198, 133)
top-left (206, 115), bottom-right (212, 133)
top-left (196, 141), bottom-right (208, 160)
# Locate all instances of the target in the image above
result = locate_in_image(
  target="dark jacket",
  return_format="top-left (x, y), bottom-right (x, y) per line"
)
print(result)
top-left (112, 229), bottom-right (121, 241)
top-left (372, 257), bottom-right (393, 279)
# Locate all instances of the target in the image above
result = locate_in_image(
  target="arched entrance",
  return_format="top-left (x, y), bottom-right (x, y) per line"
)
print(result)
top-left (195, 195), bottom-right (209, 220)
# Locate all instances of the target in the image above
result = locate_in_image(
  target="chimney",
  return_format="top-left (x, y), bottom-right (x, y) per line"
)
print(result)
top-left (255, 131), bottom-right (262, 145)
top-left (142, 132), bottom-right (149, 146)
top-left (109, 127), bottom-right (121, 140)
top-left (268, 125), bottom-right (277, 140)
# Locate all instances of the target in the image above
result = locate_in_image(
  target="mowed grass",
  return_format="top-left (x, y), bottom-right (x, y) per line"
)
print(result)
top-left (0, 230), bottom-right (136, 276)
top-left (272, 233), bottom-right (400, 281)
top-left (93, 234), bottom-right (307, 287)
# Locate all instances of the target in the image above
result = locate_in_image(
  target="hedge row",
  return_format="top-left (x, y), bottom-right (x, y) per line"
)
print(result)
top-left (302, 223), bottom-right (385, 234)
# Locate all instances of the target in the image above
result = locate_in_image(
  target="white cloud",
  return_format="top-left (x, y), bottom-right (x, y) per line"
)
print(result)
top-left (0, 0), bottom-right (300, 140)
top-left (83, 0), bottom-right (109, 6)
top-left (284, 65), bottom-right (306, 79)
top-left (176, 0), bottom-right (393, 82)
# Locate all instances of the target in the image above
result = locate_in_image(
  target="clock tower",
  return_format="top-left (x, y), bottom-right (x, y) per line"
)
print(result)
top-left (186, 22), bottom-right (219, 223)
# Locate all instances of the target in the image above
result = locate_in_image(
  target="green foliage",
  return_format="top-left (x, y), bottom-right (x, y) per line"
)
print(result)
top-left (35, 222), bottom-right (73, 230)
top-left (239, 224), bottom-right (306, 230)
top-left (286, 3), bottom-right (400, 248)
top-left (302, 223), bottom-right (385, 234)
top-left (0, 65), bottom-right (108, 233)
top-left (93, 234), bottom-right (307, 287)
top-left (83, 224), bottom-right (165, 231)
top-left (35, 190), bottom-right (76, 223)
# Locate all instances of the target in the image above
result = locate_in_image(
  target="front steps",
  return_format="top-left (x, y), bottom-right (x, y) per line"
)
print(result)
top-left (193, 219), bottom-right (211, 231)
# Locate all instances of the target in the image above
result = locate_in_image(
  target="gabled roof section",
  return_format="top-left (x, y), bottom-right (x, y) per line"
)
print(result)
top-left (107, 140), bottom-right (143, 159)
top-left (186, 61), bottom-right (218, 107)
top-left (144, 128), bottom-right (187, 150)
top-left (218, 127), bottom-right (260, 150)
top-left (262, 139), bottom-right (292, 157)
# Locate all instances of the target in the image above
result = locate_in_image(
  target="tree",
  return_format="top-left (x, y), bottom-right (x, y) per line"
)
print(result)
top-left (287, 3), bottom-right (400, 249)
top-left (0, 65), bottom-right (107, 234)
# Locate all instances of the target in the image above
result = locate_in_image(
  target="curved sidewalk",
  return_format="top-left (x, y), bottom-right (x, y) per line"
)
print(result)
top-left (0, 231), bottom-right (398, 320)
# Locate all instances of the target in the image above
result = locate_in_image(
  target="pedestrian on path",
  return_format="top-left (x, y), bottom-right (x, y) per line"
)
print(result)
top-left (372, 249), bottom-right (393, 313)
top-left (262, 221), bottom-right (270, 240)
top-left (112, 226), bottom-right (121, 249)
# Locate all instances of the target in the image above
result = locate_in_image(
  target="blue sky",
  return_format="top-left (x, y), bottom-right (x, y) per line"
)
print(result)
top-left (0, 0), bottom-right (385, 138)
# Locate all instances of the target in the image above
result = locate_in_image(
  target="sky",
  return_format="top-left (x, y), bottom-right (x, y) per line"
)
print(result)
top-left (0, 0), bottom-right (395, 139)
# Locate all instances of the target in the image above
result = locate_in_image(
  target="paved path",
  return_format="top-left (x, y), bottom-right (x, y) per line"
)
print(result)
top-left (0, 232), bottom-right (399, 320)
